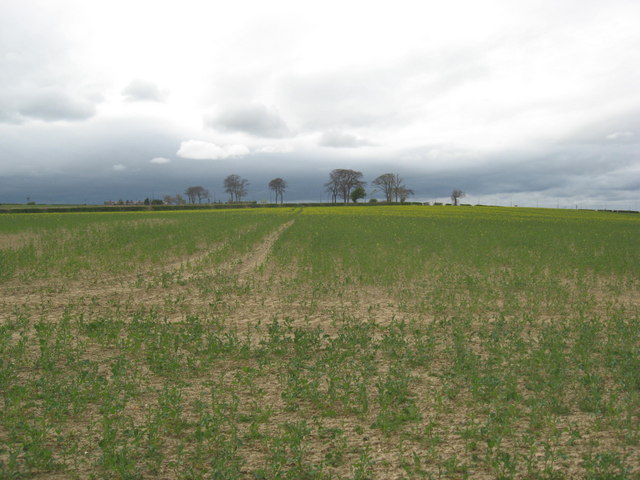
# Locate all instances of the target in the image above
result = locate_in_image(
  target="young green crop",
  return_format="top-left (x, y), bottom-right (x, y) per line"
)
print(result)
top-left (1, 205), bottom-right (639, 479)
top-left (0, 208), bottom-right (295, 282)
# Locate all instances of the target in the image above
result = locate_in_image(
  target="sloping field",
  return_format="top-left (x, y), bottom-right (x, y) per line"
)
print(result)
top-left (1, 206), bottom-right (639, 479)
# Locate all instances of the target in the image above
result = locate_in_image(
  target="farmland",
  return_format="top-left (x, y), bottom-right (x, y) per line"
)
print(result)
top-left (1, 205), bottom-right (639, 479)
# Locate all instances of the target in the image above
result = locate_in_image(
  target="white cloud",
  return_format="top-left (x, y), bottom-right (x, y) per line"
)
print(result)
top-left (224, 144), bottom-right (251, 156)
top-left (122, 80), bottom-right (167, 102)
top-left (606, 131), bottom-right (634, 140)
top-left (113, 164), bottom-right (126, 171)
top-left (319, 130), bottom-right (374, 148)
top-left (176, 140), bottom-right (250, 160)
top-left (256, 144), bottom-right (294, 153)
top-left (150, 157), bottom-right (171, 164)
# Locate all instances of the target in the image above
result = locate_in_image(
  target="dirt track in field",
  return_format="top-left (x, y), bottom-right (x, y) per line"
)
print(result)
top-left (0, 217), bottom-right (408, 337)
top-left (235, 220), bottom-right (295, 280)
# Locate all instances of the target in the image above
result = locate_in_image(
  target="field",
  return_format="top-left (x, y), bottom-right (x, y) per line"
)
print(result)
top-left (1, 205), bottom-right (639, 479)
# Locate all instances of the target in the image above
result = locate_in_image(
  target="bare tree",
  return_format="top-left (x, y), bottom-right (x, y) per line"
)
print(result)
top-left (397, 187), bottom-right (414, 203)
top-left (185, 186), bottom-right (206, 204)
top-left (372, 173), bottom-right (396, 202)
top-left (325, 169), bottom-right (366, 204)
top-left (163, 194), bottom-right (186, 205)
top-left (197, 188), bottom-right (210, 204)
top-left (451, 189), bottom-right (465, 206)
top-left (325, 178), bottom-right (339, 203)
top-left (268, 178), bottom-right (287, 204)
top-left (391, 174), bottom-right (404, 203)
top-left (372, 173), bottom-right (412, 203)
top-left (184, 187), bottom-right (195, 204)
top-left (224, 175), bottom-right (249, 202)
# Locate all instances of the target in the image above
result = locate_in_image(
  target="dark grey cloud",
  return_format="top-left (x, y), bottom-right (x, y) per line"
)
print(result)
top-left (2, 142), bottom-right (639, 210)
top-left (319, 130), bottom-right (373, 148)
top-left (390, 138), bottom-right (640, 209)
top-left (207, 103), bottom-right (291, 138)
top-left (122, 80), bottom-right (167, 102)
top-left (0, 115), bottom-right (184, 178)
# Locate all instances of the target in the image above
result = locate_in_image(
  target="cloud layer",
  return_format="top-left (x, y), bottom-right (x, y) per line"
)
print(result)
top-left (177, 140), bottom-right (250, 160)
top-left (319, 130), bottom-right (373, 148)
top-left (0, 0), bottom-right (639, 208)
top-left (122, 80), bottom-right (167, 102)
top-left (207, 103), bottom-right (291, 138)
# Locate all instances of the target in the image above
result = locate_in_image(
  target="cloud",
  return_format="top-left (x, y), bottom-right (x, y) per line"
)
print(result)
top-left (207, 103), bottom-right (291, 138)
top-left (319, 130), bottom-right (374, 148)
top-left (256, 144), bottom-right (294, 153)
top-left (0, 4), bottom-right (103, 124)
top-left (150, 157), bottom-right (171, 164)
top-left (14, 88), bottom-right (97, 122)
top-left (224, 144), bottom-right (252, 156)
top-left (279, 71), bottom-right (399, 130)
top-left (113, 164), bottom-right (126, 171)
top-left (606, 131), bottom-right (634, 140)
top-left (176, 140), bottom-right (250, 160)
top-left (0, 102), bottom-right (22, 124)
top-left (1, 0), bottom-right (640, 209)
top-left (122, 80), bottom-right (167, 102)
top-left (0, 89), bottom-right (98, 124)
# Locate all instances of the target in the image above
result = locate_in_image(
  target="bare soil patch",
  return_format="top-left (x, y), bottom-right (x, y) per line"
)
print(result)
top-left (0, 232), bottom-right (38, 250)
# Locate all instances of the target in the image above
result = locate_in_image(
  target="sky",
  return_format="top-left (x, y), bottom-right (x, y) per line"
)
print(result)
top-left (1, 0), bottom-right (639, 208)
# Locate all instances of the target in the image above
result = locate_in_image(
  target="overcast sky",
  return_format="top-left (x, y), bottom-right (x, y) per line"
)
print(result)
top-left (1, 0), bottom-right (639, 208)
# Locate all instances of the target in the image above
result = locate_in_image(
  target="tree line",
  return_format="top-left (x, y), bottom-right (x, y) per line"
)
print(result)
top-left (324, 170), bottom-right (416, 204)
top-left (162, 171), bottom-right (464, 206)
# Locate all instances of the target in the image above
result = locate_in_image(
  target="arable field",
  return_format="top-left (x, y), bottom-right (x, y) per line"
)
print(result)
top-left (1, 206), bottom-right (639, 479)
